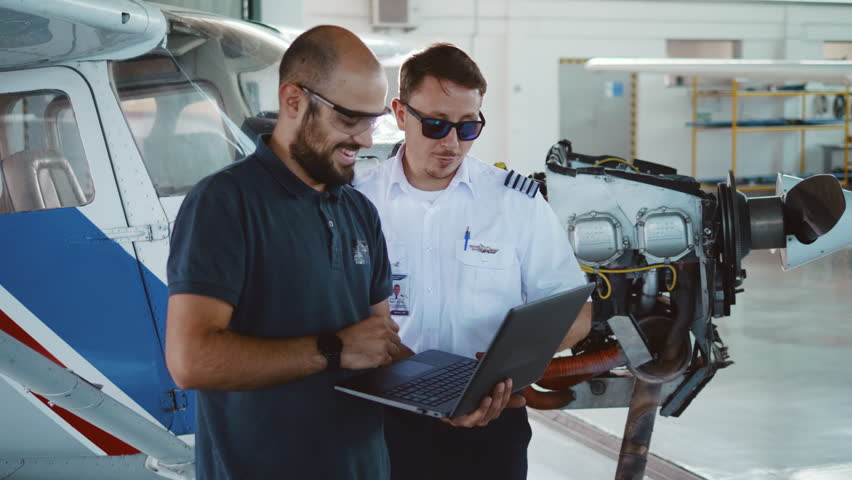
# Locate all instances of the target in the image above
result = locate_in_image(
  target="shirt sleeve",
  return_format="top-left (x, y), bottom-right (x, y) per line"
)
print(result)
top-left (167, 173), bottom-right (246, 306)
top-left (368, 204), bottom-right (393, 306)
top-left (518, 194), bottom-right (588, 302)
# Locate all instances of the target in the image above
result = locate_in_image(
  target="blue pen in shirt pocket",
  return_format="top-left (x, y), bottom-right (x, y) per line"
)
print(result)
top-left (464, 226), bottom-right (470, 251)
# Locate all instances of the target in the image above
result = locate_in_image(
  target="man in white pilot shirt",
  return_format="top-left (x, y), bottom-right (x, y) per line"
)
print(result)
top-left (354, 43), bottom-right (591, 480)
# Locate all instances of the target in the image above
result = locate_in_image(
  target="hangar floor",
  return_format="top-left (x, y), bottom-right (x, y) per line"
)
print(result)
top-left (528, 248), bottom-right (852, 480)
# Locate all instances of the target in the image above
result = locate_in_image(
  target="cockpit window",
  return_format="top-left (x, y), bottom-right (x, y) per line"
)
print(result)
top-left (110, 11), bottom-right (404, 198)
top-left (0, 90), bottom-right (95, 214)
top-left (111, 12), bottom-right (289, 197)
top-left (118, 82), bottom-right (238, 197)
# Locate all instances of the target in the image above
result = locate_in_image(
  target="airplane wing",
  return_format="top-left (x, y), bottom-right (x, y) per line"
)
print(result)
top-left (0, 329), bottom-right (194, 478)
top-left (586, 58), bottom-right (852, 83)
top-left (0, 0), bottom-right (167, 69)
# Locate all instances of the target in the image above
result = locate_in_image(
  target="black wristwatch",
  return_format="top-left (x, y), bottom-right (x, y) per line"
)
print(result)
top-left (317, 333), bottom-right (343, 371)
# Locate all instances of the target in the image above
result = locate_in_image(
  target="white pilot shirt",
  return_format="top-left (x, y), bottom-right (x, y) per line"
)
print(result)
top-left (354, 145), bottom-right (587, 358)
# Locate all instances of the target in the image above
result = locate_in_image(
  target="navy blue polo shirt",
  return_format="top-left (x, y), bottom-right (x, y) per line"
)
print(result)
top-left (167, 135), bottom-right (392, 479)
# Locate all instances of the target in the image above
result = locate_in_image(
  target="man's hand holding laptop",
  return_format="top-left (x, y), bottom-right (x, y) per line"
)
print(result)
top-left (440, 352), bottom-right (526, 428)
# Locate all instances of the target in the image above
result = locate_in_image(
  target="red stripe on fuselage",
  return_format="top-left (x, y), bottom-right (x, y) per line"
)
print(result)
top-left (32, 393), bottom-right (140, 455)
top-left (0, 306), bottom-right (139, 455)
top-left (0, 306), bottom-right (64, 365)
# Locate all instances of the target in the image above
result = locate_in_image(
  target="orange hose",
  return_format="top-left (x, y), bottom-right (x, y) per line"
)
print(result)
top-left (535, 373), bottom-right (596, 391)
top-left (541, 344), bottom-right (626, 377)
top-left (523, 385), bottom-right (577, 410)
top-left (524, 346), bottom-right (625, 410)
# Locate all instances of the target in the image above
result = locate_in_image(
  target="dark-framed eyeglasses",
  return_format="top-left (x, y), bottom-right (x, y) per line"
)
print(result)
top-left (404, 103), bottom-right (486, 141)
top-left (299, 85), bottom-right (391, 135)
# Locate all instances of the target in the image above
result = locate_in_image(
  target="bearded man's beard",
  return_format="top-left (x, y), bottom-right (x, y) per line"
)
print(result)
top-left (290, 104), bottom-right (358, 187)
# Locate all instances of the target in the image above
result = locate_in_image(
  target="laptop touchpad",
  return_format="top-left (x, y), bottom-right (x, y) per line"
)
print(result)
top-left (390, 360), bottom-right (434, 377)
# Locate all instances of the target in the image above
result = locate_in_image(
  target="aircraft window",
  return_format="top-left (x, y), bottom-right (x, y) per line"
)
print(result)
top-left (238, 62), bottom-right (280, 115)
top-left (118, 83), bottom-right (237, 197)
top-left (54, 103), bottom-right (95, 196)
top-left (111, 12), bottom-right (297, 197)
top-left (0, 90), bottom-right (95, 214)
top-left (109, 11), bottom-right (298, 197)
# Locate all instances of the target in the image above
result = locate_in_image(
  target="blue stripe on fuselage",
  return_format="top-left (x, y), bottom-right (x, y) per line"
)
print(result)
top-left (0, 207), bottom-right (194, 433)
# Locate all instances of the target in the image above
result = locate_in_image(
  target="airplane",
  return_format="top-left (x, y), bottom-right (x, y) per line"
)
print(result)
top-left (0, 0), bottom-right (850, 478)
top-left (0, 1), bottom-right (405, 478)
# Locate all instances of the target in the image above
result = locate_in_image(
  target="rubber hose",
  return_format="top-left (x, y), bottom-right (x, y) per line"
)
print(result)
top-left (523, 385), bottom-right (577, 410)
top-left (535, 373), bottom-right (596, 391)
top-left (542, 344), bottom-right (627, 377)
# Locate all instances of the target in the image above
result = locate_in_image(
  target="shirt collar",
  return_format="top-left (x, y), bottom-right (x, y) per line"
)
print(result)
top-left (385, 144), bottom-right (477, 201)
top-left (255, 134), bottom-right (342, 199)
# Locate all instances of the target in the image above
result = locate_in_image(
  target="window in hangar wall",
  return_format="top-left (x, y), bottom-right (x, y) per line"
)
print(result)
top-left (824, 42), bottom-right (852, 60)
top-left (558, 60), bottom-right (634, 161)
top-left (665, 39), bottom-right (742, 87)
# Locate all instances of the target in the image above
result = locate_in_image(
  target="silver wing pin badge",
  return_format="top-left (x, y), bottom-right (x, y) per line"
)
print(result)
top-left (470, 244), bottom-right (499, 254)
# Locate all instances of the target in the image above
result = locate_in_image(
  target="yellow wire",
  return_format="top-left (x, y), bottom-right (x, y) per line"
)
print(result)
top-left (667, 265), bottom-right (677, 290)
top-left (596, 271), bottom-right (612, 299)
top-left (591, 157), bottom-right (641, 173)
top-left (580, 264), bottom-right (677, 295)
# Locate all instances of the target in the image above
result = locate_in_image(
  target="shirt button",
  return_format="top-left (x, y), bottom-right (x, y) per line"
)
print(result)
top-left (426, 287), bottom-right (433, 294)
top-left (328, 220), bottom-right (334, 228)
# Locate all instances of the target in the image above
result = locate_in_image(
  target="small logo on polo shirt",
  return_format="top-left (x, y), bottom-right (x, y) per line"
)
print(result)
top-left (353, 240), bottom-right (369, 265)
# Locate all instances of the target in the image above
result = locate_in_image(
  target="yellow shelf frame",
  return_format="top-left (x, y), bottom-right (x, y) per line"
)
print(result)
top-left (690, 78), bottom-right (850, 188)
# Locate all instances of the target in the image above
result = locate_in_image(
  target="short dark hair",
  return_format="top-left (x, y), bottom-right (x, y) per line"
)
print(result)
top-left (278, 25), bottom-right (338, 89)
top-left (399, 43), bottom-right (486, 102)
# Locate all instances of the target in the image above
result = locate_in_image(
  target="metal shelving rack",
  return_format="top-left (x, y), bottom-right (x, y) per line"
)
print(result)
top-left (690, 78), bottom-right (850, 191)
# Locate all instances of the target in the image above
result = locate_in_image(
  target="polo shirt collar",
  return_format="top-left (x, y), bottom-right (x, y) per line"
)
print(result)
top-left (386, 144), bottom-right (476, 201)
top-left (255, 134), bottom-right (342, 199)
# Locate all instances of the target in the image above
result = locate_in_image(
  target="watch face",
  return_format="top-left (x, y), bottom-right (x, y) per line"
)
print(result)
top-left (318, 333), bottom-right (343, 354)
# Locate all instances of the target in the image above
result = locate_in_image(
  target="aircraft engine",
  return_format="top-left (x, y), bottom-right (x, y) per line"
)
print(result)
top-left (531, 139), bottom-right (849, 477)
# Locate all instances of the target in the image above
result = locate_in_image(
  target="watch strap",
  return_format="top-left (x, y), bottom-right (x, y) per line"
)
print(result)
top-left (317, 333), bottom-right (342, 371)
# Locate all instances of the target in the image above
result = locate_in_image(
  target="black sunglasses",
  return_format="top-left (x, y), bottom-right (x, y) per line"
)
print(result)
top-left (404, 104), bottom-right (485, 141)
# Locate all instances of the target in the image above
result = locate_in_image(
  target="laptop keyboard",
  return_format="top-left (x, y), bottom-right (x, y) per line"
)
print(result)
top-left (386, 358), bottom-right (478, 407)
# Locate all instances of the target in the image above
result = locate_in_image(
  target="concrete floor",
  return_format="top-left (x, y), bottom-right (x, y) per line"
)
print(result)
top-left (528, 248), bottom-right (852, 480)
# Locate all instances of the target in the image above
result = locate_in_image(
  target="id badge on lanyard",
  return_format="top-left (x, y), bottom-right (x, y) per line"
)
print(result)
top-left (389, 252), bottom-right (410, 316)
top-left (390, 274), bottom-right (410, 316)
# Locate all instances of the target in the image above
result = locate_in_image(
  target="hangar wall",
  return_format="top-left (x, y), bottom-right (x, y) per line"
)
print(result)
top-left (263, 1), bottom-right (852, 179)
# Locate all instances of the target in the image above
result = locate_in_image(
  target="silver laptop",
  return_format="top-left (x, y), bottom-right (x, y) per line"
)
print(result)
top-left (335, 282), bottom-right (595, 419)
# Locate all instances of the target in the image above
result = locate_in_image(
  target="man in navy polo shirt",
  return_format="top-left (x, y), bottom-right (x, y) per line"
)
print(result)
top-left (164, 26), bottom-right (406, 479)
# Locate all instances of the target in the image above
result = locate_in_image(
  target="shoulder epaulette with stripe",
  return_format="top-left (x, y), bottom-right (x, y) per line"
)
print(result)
top-left (503, 170), bottom-right (541, 198)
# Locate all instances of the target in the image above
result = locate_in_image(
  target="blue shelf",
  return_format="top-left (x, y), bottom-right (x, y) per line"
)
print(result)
top-left (687, 119), bottom-right (846, 128)
top-left (698, 171), bottom-right (848, 185)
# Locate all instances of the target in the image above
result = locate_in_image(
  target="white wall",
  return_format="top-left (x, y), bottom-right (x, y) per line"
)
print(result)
top-left (260, 0), bottom-right (303, 27)
top-left (269, 0), bottom-right (852, 178)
